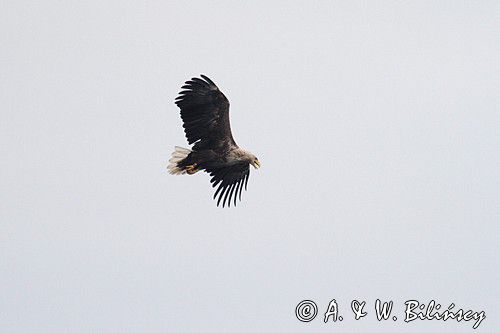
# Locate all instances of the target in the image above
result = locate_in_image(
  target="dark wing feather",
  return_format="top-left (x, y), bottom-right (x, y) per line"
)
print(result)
top-left (175, 75), bottom-right (236, 151)
top-left (208, 163), bottom-right (250, 207)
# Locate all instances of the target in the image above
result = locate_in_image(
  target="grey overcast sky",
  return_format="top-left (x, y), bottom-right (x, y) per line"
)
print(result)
top-left (1, 1), bottom-right (499, 332)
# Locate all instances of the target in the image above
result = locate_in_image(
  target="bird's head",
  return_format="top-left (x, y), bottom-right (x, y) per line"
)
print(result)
top-left (243, 151), bottom-right (260, 169)
top-left (238, 149), bottom-right (260, 169)
top-left (250, 156), bottom-right (261, 169)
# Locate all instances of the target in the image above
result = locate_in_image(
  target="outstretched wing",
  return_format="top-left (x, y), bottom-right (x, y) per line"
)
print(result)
top-left (208, 163), bottom-right (250, 207)
top-left (175, 75), bottom-right (236, 151)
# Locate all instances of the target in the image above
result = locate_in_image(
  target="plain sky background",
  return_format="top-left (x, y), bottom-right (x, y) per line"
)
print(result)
top-left (1, 1), bottom-right (499, 332)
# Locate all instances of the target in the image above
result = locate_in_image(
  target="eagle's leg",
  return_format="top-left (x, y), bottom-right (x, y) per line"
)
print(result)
top-left (185, 163), bottom-right (199, 174)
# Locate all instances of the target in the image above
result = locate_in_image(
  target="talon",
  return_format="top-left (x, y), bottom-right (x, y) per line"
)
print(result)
top-left (185, 164), bottom-right (198, 174)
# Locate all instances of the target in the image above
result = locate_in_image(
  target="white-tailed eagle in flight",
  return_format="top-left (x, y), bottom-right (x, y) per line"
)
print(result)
top-left (168, 75), bottom-right (260, 207)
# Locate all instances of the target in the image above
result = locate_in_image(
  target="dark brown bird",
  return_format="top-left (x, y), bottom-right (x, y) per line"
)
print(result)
top-left (168, 75), bottom-right (260, 207)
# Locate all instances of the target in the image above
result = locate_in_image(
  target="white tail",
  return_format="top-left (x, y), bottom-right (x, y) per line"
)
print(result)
top-left (167, 146), bottom-right (191, 175)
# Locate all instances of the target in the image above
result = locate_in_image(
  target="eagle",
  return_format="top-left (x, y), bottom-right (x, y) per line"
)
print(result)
top-left (168, 75), bottom-right (260, 207)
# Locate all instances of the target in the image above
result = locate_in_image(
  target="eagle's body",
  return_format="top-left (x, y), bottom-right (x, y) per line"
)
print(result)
top-left (168, 75), bottom-right (260, 207)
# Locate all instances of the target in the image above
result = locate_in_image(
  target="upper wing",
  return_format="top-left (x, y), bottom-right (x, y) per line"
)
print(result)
top-left (208, 163), bottom-right (250, 207)
top-left (175, 75), bottom-right (236, 151)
